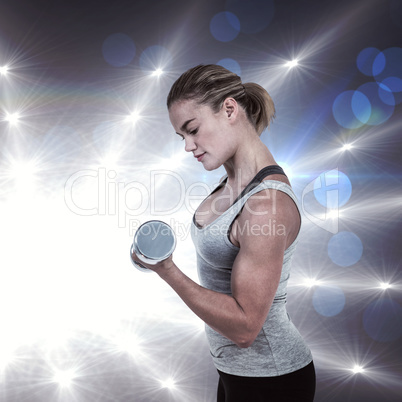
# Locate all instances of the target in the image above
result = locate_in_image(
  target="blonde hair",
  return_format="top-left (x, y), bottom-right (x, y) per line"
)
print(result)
top-left (167, 64), bottom-right (275, 135)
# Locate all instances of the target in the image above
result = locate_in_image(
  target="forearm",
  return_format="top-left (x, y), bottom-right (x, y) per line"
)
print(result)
top-left (157, 262), bottom-right (252, 347)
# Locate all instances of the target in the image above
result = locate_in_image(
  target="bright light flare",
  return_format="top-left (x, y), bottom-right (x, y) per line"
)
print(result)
top-left (126, 111), bottom-right (141, 124)
top-left (152, 68), bottom-right (164, 77)
top-left (303, 278), bottom-right (321, 288)
top-left (326, 209), bottom-right (339, 220)
top-left (284, 59), bottom-right (299, 68)
top-left (276, 162), bottom-right (293, 180)
top-left (350, 365), bottom-right (365, 374)
top-left (160, 378), bottom-right (176, 389)
top-left (342, 143), bottom-right (353, 151)
top-left (53, 369), bottom-right (76, 387)
top-left (114, 333), bottom-right (142, 356)
top-left (379, 282), bottom-right (391, 290)
top-left (5, 112), bottom-right (20, 125)
top-left (0, 65), bottom-right (9, 75)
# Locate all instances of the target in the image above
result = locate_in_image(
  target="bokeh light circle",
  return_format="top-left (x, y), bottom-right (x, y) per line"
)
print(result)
top-left (210, 12), bottom-right (240, 42)
top-left (381, 77), bottom-right (402, 94)
top-left (139, 45), bottom-right (173, 73)
top-left (356, 82), bottom-right (395, 125)
top-left (332, 90), bottom-right (371, 129)
top-left (373, 47), bottom-right (402, 104)
top-left (314, 170), bottom-right (352, 209)
top-left (102, 33), bottom-right (136, 67)
top-left (328, 231), bottom-right (363, 267)
top-left (225, 0), bottom-right (275, 34)
top-left (217, 58), bottom-right (241, 76)
top-left (373, 47), bottom-right (402, 86)
top-left (378, 82), bottom-right (396, 106)
top-left (372, 51), bottom-right (386, 76)
top-left (313, 285), bottom-right (346, 317)
top-left (356, 47), bottom-right (381, 76)
top-left (363, 299), bottom-right (402, 342)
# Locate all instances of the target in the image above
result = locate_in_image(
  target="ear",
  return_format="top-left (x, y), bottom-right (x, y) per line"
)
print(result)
top-left (222, 97), bottom-right (238, 120)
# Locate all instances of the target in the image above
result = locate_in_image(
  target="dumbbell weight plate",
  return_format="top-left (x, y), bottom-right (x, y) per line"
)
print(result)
top-left (130, 220), bottom-right (176, 272)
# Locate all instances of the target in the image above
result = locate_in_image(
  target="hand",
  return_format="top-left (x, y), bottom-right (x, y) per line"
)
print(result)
top-left (130, 247), bottom-right (174, 274)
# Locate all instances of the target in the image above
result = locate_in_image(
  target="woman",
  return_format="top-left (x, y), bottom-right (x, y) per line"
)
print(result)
top-left (131, 64), bottom-right (315, 401)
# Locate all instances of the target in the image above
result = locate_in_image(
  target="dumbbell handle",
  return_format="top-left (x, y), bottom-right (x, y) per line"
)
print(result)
top-left (130, 243), bottom-right (153, 273)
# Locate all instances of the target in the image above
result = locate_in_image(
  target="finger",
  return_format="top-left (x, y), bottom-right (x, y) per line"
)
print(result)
top-left (130, 244), bottom-right (153, 273)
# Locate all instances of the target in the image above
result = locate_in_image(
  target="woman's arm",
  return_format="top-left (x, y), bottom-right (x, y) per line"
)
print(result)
top-left (131, 189), bottom-right (299, 347)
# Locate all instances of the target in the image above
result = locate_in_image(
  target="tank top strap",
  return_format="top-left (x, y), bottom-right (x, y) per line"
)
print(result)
top-left (225, 165), bottom-right (285, 210)
top-left (226, 171), bottom-right (300, 242)
top-left (231, 165), bottom-right (286, 206)
top-left (230, 179), bottom-right (298, 218)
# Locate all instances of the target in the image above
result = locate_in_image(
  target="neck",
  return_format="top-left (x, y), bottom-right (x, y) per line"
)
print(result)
top-left (223, 133), bottom-right (276, 189)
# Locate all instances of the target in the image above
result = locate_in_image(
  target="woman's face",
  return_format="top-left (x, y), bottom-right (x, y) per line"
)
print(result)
top-left (168, 99), bottom-right (236, 171)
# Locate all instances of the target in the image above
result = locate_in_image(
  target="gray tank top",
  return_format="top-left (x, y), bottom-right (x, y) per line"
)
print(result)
top-left (191, 169), bottom-right (312, 377)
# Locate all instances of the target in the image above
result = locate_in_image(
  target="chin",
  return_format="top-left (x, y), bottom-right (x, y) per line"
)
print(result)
top-left (202, 160), bottom-right (221, 171)
top-left (200, 157), bottom-right (223, 172)
top-left (205, 165), bottom-right (222, 173)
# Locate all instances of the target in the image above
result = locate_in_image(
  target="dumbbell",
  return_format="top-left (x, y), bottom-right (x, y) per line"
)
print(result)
top-left (129, 220), bottom-right (176, 272)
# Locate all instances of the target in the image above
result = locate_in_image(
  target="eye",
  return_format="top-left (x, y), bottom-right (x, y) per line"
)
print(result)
top-left (189, 128), bottom-right (198, 135)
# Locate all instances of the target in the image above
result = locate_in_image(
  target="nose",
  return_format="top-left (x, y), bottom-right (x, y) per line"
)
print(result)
top-left (184, 136), bottom-right (197, 153)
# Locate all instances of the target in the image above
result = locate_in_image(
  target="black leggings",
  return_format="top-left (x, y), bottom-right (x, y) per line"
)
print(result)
top-left (217, 361), bottom-right (316, 402)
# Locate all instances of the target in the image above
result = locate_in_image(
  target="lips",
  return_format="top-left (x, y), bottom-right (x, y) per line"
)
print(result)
top-left (194, 152), bottom-right (205, 162)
